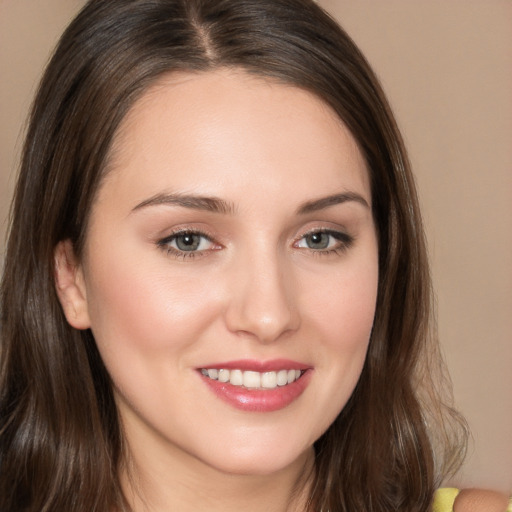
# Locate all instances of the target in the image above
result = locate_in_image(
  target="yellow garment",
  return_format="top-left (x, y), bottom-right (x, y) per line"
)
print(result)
top-left (433, 488), bottom-right (512, 512)
top-left (433, 488), bottom-right (460, 512)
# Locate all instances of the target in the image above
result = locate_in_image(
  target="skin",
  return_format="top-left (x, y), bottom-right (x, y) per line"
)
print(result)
top-left (454, 489), bottom-right (510, 512)
top-left (55, 69), bottom-right (379, 511)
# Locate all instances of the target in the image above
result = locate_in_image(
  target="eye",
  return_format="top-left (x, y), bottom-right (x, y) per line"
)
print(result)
top-left (301, 232), bottom-right (332, 250)
top-left (157, 230), bottom-right (217, 257)
top-left (295, 229), bottom-right (353, 253)
top-left (171, 232), bottom-right (209, 252)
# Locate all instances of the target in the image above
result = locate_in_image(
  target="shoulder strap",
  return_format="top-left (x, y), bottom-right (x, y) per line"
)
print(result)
top-left (433, 488), bottom-right (460, 512)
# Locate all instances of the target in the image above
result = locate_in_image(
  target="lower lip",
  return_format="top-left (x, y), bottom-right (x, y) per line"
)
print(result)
top-left (200, 370), bottom-right (312, 412)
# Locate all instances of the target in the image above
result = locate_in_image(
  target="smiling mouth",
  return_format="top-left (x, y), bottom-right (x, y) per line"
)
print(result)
top-left (200, 368), bottom-right (304, 390)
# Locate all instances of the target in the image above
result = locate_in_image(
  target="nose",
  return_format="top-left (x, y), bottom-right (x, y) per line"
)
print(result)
top-left (224, 249), bottom-right (300, 343)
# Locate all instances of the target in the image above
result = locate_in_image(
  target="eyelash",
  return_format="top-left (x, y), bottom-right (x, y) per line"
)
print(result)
top-left (157, 229), bottom-right (218, 260)
top-left (294, 228), bottom-right (354, 256)
top-left (157, 228), bottom-right (354, 260)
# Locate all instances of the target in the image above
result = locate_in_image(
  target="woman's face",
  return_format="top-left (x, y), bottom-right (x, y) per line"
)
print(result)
top-left (58, 70), bottom-right (378, 477)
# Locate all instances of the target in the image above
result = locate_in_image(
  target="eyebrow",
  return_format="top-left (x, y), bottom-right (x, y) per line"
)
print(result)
top-left (296, 192), bottom-right (370, 214)
top-left (132, 193), bottom-right (235, 215)
top-left (131, 191), bottom-right (369, 216)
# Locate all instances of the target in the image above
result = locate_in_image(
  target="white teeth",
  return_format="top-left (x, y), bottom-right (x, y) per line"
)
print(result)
top-left (261, 371), bottom-right (277, 389)
top-left (276, 369), bottom-right (288, 386)
top-left (201, 368), bottom-right (303, 389)
top-left (218, 369), bottom-right (230, 382)
top-left (230, 369), bottom-right (243, 386)
top-left (243, 371), bottom-right (261, 389)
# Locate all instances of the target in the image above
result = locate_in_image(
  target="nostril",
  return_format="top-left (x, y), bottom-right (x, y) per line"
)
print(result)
top-left (224, 294), bottom-right (300, 343)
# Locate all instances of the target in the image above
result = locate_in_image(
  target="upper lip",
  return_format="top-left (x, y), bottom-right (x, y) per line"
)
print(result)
top-left (198, 359), bottom-right (311, 372)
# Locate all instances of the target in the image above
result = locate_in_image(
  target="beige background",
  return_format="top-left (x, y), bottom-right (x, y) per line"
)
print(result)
top-left (1, 0), bottom-right (511, 492)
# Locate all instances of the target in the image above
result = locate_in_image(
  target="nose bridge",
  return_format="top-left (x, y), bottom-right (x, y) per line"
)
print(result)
top-left (225, 244), bottom-right (299, 343)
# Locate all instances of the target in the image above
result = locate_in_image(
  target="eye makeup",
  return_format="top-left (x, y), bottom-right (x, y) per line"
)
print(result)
top-left (157, 228), bottom-right (220, 260)
top-left (156, 225), bottom-right (355, 261)
top-left (293, 228), bottom-right (354, 256)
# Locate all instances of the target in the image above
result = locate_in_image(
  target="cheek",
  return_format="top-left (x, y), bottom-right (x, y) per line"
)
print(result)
top-left (301, 253), bottom-right (378, 416)
top-left (279, 262), bottom-right (377, 448)
top-left (306, 258), bottom-right (378, 350)
top-left (83, 248), bottom-right (222, 368)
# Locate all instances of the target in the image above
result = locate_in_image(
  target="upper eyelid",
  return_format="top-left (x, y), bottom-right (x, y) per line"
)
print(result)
top-left (300, 227), bottom-right (340, 235)
top-left (295, 227), bottom-right (351, 239)
top-left (158, 228), bottom-right (214, 243)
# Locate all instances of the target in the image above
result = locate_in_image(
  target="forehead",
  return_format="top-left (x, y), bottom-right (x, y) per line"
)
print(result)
top-left (100, 69), bottom-right (370, 208)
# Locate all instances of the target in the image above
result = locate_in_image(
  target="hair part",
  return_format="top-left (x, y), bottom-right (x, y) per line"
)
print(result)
top-left (0, 1), bottom-right (467, 511)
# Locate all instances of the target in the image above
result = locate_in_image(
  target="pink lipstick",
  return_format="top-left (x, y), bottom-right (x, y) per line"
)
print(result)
top-left (198, 359), bottom-right (312, 412)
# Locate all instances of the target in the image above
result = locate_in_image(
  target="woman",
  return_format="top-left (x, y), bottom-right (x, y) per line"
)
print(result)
top-left (0, 0), bottom-right (508, 510)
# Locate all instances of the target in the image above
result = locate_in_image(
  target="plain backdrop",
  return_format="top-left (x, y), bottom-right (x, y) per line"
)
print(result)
top-left (1, 0), bottom-right (511, 492)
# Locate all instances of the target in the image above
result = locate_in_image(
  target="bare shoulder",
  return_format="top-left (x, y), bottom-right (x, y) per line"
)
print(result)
top-left (454, 489), bottom-right (510, 512)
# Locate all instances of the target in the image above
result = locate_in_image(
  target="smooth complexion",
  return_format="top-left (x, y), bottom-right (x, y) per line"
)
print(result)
top-left (55, 70), bottom-right (379, 512)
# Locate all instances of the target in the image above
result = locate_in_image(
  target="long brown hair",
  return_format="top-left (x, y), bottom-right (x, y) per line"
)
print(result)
top-left (0, 1), bottom-right (466, 510)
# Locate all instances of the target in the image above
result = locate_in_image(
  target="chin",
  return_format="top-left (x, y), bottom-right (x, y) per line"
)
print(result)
top-left (195, 435), bottom-right (314, 477)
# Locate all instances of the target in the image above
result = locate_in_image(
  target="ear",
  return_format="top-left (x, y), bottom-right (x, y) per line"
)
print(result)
top-left (54, 240), bottom-right (91, 330)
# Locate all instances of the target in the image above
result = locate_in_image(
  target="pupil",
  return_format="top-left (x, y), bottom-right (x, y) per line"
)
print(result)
top-left (176, 234), bottom-right (200, 251)
top-left (307, 232), bottom-right (329, 249)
